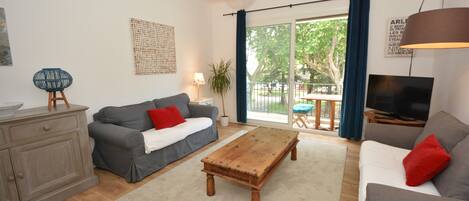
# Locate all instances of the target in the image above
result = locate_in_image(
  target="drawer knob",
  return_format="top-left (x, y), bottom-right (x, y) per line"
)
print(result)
top-left (7, 175), bottom-right (15, 182)
top-left (17, 173), bottom-right (24, 179)
top-left (42, 125), bottom-right (51, 131)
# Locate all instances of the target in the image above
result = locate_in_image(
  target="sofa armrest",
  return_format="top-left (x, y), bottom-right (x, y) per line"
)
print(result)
top-left (88, 121), bottom-right (145, 150)
top-left (366, 183), bottom-right (462, 201)
top-left (189, 104), bottom-right (219, 122)
top-left (364, 123), bottom-right (423, 149)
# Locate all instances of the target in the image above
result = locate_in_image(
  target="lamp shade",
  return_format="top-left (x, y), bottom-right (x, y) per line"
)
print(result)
top-left (400, 8), bottom-right (469, 49)
top-left (33, 68), bottom-right (73, 92)
top-left (193, 73), bottom-right (205, 85)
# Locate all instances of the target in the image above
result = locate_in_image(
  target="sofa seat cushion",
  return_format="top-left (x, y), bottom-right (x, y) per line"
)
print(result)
top-left (359, 141), bottom-right (440, 201)
top-left (360, 140), bottom-right (410, 170)
top-left (141, 117), bottom-right (212, 154)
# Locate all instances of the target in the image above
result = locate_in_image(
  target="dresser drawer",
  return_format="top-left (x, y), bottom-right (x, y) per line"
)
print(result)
top-left (9, 115), bottom-right (79, 142)
top-left (0, 129), bottom-right (5, 146)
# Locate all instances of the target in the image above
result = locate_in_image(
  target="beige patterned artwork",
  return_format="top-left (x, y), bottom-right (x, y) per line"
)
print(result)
top-left (131, 18), bottom-right (176, 74)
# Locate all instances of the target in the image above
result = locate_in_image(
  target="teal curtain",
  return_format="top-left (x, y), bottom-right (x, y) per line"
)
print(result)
top-left (339, 0), bottom-right (370, 140)
top-left (236, 10), bottom-right (247, 123)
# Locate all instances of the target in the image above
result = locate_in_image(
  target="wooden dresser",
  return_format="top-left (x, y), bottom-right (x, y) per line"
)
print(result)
top-left (0, 105), bottom-right (98, 201)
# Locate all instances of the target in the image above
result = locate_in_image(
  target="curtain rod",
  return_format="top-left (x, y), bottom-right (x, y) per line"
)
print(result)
top-left (222, 0), bottom-right (333, 16)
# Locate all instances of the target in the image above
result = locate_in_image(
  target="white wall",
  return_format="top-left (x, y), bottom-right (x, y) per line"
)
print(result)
top-left (368, 0), bottom-right (443, 116)
top-left (209, 0), bottom-right (442, 121)
top-left (367, 0), bottom-right (439, 77)
top-left (0, 0), bottom-right (213, 121)
top-left (432, 0), bottom-right (469, 124)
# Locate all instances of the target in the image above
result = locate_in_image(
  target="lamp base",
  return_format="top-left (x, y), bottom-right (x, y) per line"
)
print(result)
top-left (48, 91), bottom-right (70, 111)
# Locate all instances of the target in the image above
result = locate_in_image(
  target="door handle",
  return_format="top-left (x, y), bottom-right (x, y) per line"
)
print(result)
top-left (17, 172), bottom-right (24, 179)
top-left (7, 175), bottom-right (15, 182)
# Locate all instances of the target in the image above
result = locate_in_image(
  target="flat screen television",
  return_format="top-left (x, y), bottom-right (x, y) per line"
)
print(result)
top-left (366, 74), bottom-right (434, 121)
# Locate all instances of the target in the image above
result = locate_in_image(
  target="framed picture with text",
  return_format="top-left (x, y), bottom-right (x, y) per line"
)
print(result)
top-left (385, 17), bottom-right (413, 57)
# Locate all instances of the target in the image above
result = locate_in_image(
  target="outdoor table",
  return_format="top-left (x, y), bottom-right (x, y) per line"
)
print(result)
top-left (301, 94), bottom-right (342, 131)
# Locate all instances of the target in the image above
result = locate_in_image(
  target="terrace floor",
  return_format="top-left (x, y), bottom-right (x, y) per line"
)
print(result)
top-left (247, 111), bottom-right (340, 133)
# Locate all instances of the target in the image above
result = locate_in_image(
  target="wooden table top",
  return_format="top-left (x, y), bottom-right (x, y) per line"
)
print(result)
top-left (301, 94), bottom-right (342, 101)
top-left (202, 127), bottom-right (299, 177)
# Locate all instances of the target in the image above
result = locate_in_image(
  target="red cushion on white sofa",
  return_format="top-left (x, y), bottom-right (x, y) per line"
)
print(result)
top-left (403, 134), bottom-right (451, 186)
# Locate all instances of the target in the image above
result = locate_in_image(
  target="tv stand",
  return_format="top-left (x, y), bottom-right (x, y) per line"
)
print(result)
top-left (364, 110), bottom-right (426, 127)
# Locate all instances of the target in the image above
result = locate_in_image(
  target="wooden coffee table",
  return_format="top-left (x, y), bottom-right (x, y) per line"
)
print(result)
top-left (201, 127), bottom-right (299, 201)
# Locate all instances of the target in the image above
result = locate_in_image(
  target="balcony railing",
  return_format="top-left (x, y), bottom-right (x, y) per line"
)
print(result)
top-left (247, 82), bottom-right (342, 120)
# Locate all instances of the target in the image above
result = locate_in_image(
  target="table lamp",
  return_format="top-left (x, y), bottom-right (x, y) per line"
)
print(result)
top-left (193, 73), bottom-right (206, 100)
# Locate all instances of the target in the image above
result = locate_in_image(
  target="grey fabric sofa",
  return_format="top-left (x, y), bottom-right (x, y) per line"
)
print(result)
top-left (362, 111), bottom-right (469, 201)
top-left (88, 93), bottom-right (219, 183)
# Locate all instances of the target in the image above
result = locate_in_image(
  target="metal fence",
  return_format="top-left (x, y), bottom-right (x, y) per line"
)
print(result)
top-left (247, 82), bottom-right (342, 120)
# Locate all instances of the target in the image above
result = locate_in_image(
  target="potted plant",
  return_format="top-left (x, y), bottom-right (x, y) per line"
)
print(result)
top-left (209, 59), bottom-right (232, 127)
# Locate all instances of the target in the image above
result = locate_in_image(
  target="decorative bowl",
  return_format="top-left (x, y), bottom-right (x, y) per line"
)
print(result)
top-left (0, 102), bottom-right (23, 119)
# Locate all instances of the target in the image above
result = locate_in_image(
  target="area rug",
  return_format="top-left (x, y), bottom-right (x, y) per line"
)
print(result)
top-left (118, 130), bottom-right (347, 201)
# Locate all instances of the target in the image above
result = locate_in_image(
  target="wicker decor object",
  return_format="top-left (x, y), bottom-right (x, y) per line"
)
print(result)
top-left (33, 68), bottom-right (73, 110)
top-left (130, 18), bottom-right (177, 74)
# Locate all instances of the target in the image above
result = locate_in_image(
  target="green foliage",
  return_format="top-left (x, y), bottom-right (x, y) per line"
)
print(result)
top-left (246, 18), bottom-right (348, 86)
top-left (296, 18), bottom-right (348, 88)
top-left (247, 24), bottom-right (291, 83)
top-left (208, 59), bottom-right (232, 116)
top-left (245, 18), bottom-right (348, 113)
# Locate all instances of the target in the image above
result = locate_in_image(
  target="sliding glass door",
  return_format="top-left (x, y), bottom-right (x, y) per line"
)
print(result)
top-left (246, 16), bottom-right (348, 133)
top-left (293, 16), bottom-right (347, 131)
top-left (246, 23), bottom-right (291, 124)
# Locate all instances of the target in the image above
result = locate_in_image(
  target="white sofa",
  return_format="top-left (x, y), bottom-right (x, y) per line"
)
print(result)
top-left (359, 140), bottom-right (441, 201)
top-left (361, 111), bottom-right (469, 201)
top-left (142, 117), bottom-right (213, 154)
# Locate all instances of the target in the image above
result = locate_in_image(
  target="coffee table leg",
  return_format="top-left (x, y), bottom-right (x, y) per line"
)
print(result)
top-left (291, 146), bottom-right (297, 161)
top-left (207, 174), bottom-right (215, 196)
top-left (251, 188), bottom-right (260, 201)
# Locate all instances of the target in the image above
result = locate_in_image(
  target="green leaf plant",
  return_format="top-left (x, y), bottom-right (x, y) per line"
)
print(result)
top-left (209, 59), bottom-right (232, 117)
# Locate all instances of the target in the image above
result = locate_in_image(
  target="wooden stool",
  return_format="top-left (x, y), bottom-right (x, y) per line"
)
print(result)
top-left (292, 104), bottom-right (314, 128)
top-left (48, 91), bottom-right (70, 111)
top-left (293, 113), bottom-right (310, 128)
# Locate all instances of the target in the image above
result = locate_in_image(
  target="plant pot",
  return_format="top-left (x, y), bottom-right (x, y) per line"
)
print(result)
top-left (220, 116), bottom-right (229, 127)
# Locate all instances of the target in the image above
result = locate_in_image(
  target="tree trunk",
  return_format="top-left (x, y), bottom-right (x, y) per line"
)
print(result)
top-left (327, 25), bottom-right (343, 92)
top-left (280, 72), bottom-right (286, 105)
top-left (307, 68), bottom-right (316, 94)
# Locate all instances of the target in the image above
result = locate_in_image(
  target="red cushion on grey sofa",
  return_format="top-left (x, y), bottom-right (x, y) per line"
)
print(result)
top-left (154, 93), bottom-right (191, 118)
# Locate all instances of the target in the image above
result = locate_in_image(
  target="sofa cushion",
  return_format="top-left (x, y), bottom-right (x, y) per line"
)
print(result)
top-left (403, 135), bottom-right (451, 186)
top-left (154, 93), bottom-right (191, 118)
top-left (433, 135), bottom-right (469, 200)
top-left (147, 106), bottom-right (186, 130)
top-left (359, 141), bottom-right (440, 201)
top-left (415, 111), bottom-right (469, 152)
top-left (141, 117), bottom-right (213, 154)
top-left (95, 101), bottom-right (156, 131)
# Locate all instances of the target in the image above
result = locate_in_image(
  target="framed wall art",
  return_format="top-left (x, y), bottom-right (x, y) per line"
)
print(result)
top-left (130, 18), bottom-right (176, 74)
top-left (385, 17), bottom-right (413, 57)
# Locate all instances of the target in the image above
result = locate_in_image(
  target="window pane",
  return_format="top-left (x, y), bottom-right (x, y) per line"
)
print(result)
top-left (246, 23), bottom-right (291, 123)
